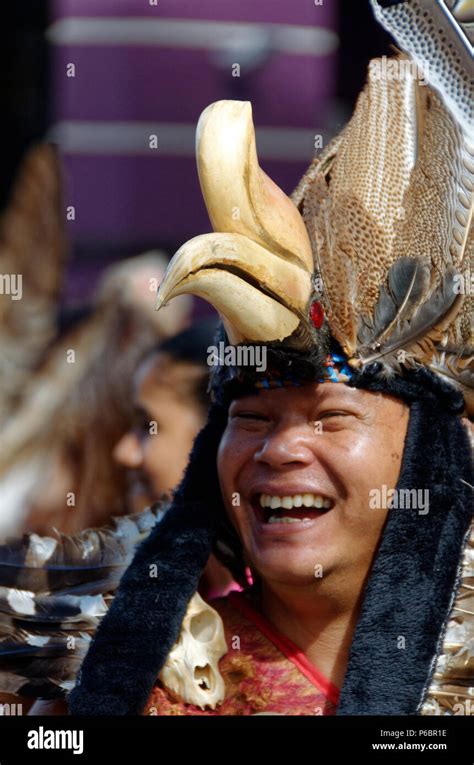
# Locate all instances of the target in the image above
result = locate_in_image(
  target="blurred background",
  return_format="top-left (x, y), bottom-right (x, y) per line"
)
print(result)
top-left (2, 0), bottom-right (393, 306)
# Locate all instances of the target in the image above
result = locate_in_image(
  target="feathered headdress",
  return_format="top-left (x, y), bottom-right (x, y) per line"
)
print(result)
top-left (156, 0), bottom-right (473, 412)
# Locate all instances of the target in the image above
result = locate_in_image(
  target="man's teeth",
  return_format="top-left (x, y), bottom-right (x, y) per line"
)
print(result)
top-left (259, 493), bottom-right (331, 510)
top-left (267, 515), bottom-right (311, 524)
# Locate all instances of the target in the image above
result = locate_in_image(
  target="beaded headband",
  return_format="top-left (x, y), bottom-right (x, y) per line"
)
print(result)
top-left (254, 351), bottom-right (353, 389)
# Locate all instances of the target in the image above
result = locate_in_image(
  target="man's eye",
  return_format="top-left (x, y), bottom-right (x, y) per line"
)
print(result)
top-left (232, 411), bottom-right (267, 421)
top-left (319, 410), bottom-right (350, 419)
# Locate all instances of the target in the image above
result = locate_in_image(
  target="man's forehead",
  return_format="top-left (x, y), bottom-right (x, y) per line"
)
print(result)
top-left (231, 381), bottom-right (365, 406)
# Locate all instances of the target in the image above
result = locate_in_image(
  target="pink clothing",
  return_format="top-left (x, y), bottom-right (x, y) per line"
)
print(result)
top-left (143, 590), bottom-right (339, 715)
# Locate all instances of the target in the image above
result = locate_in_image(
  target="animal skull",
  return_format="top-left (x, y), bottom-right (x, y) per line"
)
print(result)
top-left (159, 592), bottom-right (228, 710)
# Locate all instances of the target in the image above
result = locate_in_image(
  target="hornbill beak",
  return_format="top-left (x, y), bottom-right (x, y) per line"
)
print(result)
top-left (156, 100), bottom-right (313, 345)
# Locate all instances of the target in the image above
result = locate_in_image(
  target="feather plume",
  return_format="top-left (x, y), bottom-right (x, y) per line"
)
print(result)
top-left (428, 346), bottom-right (474, 411)
top-left (358, 267), bottom-right (462, 365)
top-left (296, 0), bottom-right (473, 411)
top-left (301, 63), bottom-right (420, 356)
top-left (358, 256), bottom-right (432, 346)
top-left (0, 504), bottom-right (167, 698)
top-left (421, 522), bottom-right (474, 715)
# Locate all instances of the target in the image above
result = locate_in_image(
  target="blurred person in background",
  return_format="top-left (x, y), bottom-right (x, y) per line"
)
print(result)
top-left (0, 143), bottom-right (187, 541)
top-left (0, 142), bottom-right (194, 710)
top-left (0, 146), bottom-right (232, 713)
top-left (0, 318), bottom-right (235, 715)
top-left (0, 222), bottom-right (190, 710)
top-left (114, 319), bottom-right (217, 513)
top-left (113, 318), bottom-right (237, 599)
top-left (0, 250), bottom-right (191, 539)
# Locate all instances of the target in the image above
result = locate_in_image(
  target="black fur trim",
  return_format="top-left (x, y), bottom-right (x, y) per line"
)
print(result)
top-left (350, 363), bottom-right (466, 414)
top-left (208, 325), bottom-right (331, 408)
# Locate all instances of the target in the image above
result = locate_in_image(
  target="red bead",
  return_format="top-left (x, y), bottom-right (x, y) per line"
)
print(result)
top-left (310, 301), bottom-right (324, 329)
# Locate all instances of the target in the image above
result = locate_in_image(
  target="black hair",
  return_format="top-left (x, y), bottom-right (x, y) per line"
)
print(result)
top-left (144, 317), bottom-right (219, 412)
top-left (157, 317), bottom-right (219, 366)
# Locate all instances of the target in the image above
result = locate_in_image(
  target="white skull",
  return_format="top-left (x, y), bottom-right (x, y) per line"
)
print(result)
top-left (159, 592), bottom-right (228, 710)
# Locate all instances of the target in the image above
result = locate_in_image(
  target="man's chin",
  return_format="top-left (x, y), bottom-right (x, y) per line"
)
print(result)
top-left (250, 549), bottom-right (336, 587)
top-left (256, 567), bottom-right (330, 589)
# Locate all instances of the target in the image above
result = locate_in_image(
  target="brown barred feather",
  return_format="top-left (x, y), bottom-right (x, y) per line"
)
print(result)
top-left (294, 0), bottom-right (473, 412)
top-left (0, 504), bottom-right (166, 698)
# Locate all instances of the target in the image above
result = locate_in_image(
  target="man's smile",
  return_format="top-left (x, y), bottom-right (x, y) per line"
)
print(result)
top-left (246, 487), bottom-right (335, 532)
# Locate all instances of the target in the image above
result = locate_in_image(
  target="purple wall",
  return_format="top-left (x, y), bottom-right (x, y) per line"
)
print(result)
top-left (50, 0), bottom-right (339, 302)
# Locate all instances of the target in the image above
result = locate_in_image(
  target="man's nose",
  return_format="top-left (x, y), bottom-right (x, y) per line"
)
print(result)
top-left (253, 423), bottom-right (316, 469)
top-left (113, 432), bottom-right (143, 468)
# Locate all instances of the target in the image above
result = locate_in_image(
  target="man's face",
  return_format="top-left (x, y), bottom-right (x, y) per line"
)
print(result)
top-left (217, 383), bottom-right (409, 589)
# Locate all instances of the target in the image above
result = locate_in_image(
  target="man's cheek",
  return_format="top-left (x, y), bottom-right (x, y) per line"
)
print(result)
top-left (342, 500), bottom-right (387, 534)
